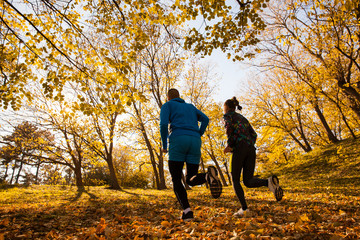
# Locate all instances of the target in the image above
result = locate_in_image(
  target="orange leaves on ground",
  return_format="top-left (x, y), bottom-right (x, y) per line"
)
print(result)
top-left (160, 220), bottom-right (172, 228)
top-left (0, 186), bottom-right (360, 239)
top-left (0, 218), bottom-right (9, 227)
top-left (96, 218), bottom-right (107, 234)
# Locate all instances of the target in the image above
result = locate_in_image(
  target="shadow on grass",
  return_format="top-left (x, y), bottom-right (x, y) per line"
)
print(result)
top-left (70, 189), bottom-right (99, 202)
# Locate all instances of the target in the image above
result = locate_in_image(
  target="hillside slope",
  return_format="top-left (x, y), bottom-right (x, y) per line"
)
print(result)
top-left (265, 137), bottom-right (360, 188)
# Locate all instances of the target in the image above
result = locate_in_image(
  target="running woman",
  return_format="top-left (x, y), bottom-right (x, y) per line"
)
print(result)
top-left (223, 97), bottom-right (283, 217)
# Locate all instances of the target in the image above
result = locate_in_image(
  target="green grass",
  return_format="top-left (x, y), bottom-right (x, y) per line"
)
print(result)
top-left (265, 137), bottom-right (360, 188)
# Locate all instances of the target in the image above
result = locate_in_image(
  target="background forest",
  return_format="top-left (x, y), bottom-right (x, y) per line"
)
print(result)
top-left (0, 0), bottom-right (359, 192)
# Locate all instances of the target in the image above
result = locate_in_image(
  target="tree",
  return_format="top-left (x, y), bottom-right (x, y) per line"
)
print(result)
top-left (265, 0), bottom-right (360, 120)
top-left (125, 25), bottom-right (184, 190)
top-left (0, 121), bottom-right (54, 184)
top-left (180, 60), bottom-right (229, 186)
top-left (175, 0), bottom-right (270, 61)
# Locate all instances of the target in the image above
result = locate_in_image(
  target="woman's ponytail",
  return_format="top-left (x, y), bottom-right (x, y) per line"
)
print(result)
top-left (225, 96), bottom-right (243, 111)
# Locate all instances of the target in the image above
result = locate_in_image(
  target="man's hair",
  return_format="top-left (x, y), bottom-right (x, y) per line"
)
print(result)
top-left (168, 88), bottom-right (180, 100)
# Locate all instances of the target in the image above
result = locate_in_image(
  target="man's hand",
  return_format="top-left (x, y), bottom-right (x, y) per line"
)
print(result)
top-left (224, 146), bottom-right (233, 153)
top-left (162, 149), bottom-right (168, 153)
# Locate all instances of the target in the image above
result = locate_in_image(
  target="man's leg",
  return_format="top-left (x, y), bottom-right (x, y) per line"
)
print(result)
top-left (186, 163), bottom-right (206, 186)
top-left (168, 135), bottom-right (198, 221)
top-left (185, 136), bottom-right (206, 186)
top-left (168, 160), bottom-right (190, 210)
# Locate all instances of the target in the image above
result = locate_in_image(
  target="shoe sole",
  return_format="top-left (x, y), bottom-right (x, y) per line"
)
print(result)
top-left (271, 176), bottom-right (283, 201)
top-left (182, 218), bottom-right (194, 222)
top-left (208, 166), bottom-right (222, 199)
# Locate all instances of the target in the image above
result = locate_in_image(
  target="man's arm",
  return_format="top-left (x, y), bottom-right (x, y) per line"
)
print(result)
top-left (160, 103), bottom-right (170, 151)
top-left (196, 108), bottom-right (209, 136)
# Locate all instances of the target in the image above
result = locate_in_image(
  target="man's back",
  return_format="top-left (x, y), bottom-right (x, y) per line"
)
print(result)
top-left (160, 98), bottom-right (209, 150)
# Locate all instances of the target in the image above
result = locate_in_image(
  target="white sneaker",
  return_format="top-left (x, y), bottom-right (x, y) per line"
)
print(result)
top-left (268, 175), bottom-right (284, 201)
top-left (233, 208), bottom-right (248, 218)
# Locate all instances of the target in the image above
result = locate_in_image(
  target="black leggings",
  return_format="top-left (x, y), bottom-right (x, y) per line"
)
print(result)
top-left (168, 161), bottom-right (206, 210)
top-left (231, 141), bottom-right (268, 210)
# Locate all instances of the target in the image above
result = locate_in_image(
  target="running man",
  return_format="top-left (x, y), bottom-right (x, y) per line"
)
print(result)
top-left (160, 88), bottom-right (222, 221)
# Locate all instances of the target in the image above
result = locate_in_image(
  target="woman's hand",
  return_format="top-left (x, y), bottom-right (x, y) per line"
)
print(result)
top-left (224, 146), bottom-right (233, 153)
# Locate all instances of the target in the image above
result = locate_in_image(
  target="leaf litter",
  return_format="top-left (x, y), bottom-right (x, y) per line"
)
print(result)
top-left (0, 185), bottom-right (359, 239)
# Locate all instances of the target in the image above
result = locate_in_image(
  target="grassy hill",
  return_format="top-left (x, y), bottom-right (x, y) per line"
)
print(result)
top-left (264, 137), bottom-right (360, 188)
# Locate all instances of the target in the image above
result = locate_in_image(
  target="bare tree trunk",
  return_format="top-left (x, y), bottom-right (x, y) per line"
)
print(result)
top-left (200, 157), bottom-right (209, 188)
top-left (147, 146), bottom-right (160, 189)
top-left (10, 161), bottom-right (16, 184)
top-left (73, 159), bottom-right (85, 191)
top-left (337, 80), bottom-right (360, 120)
top-left (3, 163), bottom-right (9, 182)
top-left (295, 110), bottom-right (313, 151)
top-left (35, 161), bottom-right (41, 184)
top-left (15, 161), bottom-right (23, 184)
top-left (319, 89), bottom-right (357, 139)
top-left (223, 158), bottom-right (232, 186)
top-left (106, 155), bottom-right (121, 190)
top-left (312, 101), bottom-right (339, 143)
top-left (156, 152), bottom-right (167, 189)
top-left (133, 103), bottom-right (161, 189)
top-left (288, 132), bottom-right (312, 152)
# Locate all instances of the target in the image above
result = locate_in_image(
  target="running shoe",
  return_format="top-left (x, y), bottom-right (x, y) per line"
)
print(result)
top-left (181, 211), bottom-right (194, 222)
top-left (268, 175), bottom-right (284, 201)
top-left (206, 166), bottom-right (222, 199)
top-left (233, 208), bottom-right (249, 218)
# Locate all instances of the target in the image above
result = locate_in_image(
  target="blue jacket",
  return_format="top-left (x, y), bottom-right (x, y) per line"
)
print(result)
top-left (160, 98), bottom-right (209, 150)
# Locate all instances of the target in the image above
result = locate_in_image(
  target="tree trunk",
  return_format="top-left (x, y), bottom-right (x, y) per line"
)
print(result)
top-left (10, 161), bottom-right (16, 184)
top-left (106, 155), bottom-right (121, 190)
top-left (15, 161), bottom-right (23, 184)
top-left (320, 89), bottom-right (357, 139)
top-left (288, 132), bottom-right (312, 152)
top-left (200, 157), bottom-right (209, 188)
top-left (223, 158), bottom-right (232, 186)
top-left (134, 104), bottom-right (161, 189)
top-left (35, 161), bottom-right (41, 184)
top-left (148, 148), bottom-right (160, 189)
top-left (313, 102), bottom-right (339, 143)
top-left (295, 110), bottom-right (313, 151)
top-left (3, 163), bottom-right (9, 182)
top-left (74, 163), bottom-right (85, 191)
top-left (337, 76), bottom-right (360, 120)
top-left (156, 151), bottom-right (167, 189)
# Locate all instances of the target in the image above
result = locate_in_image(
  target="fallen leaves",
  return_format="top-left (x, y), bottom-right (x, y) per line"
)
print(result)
top-left (0, 185), bottom-right (359, 239)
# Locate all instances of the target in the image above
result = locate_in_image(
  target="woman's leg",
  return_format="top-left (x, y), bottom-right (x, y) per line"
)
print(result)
top-left (242, 145), bottom-right (268, 188)
top-left (231, 145), bottom-right (248, 210)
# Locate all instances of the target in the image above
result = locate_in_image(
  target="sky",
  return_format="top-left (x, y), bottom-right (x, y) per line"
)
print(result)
top-left (186, 0), bottom-right (256, 104)
top-left (199, 49), bottom-right (253, 103)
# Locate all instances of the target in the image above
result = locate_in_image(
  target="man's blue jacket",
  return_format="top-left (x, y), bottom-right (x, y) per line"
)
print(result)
top-left (160, 98), bottom-right (209, 150)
